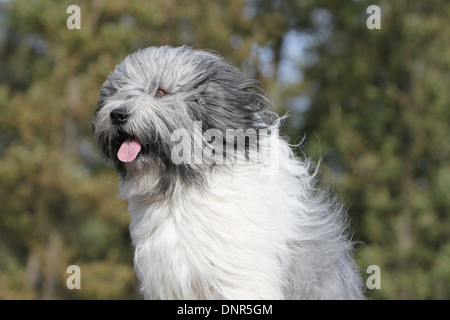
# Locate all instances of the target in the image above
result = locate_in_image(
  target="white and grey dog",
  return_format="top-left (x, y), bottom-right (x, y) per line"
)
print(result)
top-left (93, 45), bottom-right (364, 299)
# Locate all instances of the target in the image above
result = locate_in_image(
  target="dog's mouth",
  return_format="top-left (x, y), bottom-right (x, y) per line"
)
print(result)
top-left (117, 136), bottom-right (142, 163)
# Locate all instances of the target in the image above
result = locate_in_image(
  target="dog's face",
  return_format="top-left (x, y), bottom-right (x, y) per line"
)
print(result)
top-left (93, 46), bottom-right (271, 192)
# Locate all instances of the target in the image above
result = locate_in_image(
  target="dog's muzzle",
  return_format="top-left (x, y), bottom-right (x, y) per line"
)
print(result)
top-left (110, 107), bottom-right (129, 126)
top-left (109, 107), bottom-right (142, 163)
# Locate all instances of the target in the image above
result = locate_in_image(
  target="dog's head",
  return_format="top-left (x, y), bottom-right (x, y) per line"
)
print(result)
top-left (93, 46), bottom-right (273, 192)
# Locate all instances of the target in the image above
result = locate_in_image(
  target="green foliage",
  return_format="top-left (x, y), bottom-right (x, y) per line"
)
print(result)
top-left (0, 0), bottom-right (448, 299)
top-left (0, 0), bottom-right (256, 300)
top-left (282, 0), bottom-right (450, 299)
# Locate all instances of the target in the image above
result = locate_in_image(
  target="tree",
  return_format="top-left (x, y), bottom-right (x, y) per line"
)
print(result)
top-left (1, 0), bottom-right (448, 299)
top-left (0, 0), bottom-right (260, 299)
top-left (269, 0), bottom-right (450, 299)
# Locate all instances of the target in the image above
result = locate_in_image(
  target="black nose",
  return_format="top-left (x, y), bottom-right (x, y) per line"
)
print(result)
top-left (110, 107), bottom-right (129, 125)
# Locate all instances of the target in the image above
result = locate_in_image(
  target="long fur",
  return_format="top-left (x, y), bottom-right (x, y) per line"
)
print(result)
top-left (93, 45), bottom-right (364, 299)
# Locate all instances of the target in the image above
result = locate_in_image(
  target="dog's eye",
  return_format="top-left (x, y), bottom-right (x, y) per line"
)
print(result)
top-left (155, 88), bottom-right (168, 98)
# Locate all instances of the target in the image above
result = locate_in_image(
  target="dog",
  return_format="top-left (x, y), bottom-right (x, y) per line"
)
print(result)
top-left (92, 45), bottom-right (364, 299)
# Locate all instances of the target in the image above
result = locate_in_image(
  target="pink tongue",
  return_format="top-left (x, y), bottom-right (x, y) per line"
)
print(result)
top-left (117, 138), bottom-right (142, 162)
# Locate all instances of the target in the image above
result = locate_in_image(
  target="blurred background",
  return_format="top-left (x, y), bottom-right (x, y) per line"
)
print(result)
top-left (0, 0), bottom-right (449, 299)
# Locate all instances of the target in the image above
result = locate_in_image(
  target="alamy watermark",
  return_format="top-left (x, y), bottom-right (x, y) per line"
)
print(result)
top-left (66, 5), bottom-right (81, 30)
top-left (366, 265), bottom-right (381, 290)
top-left (66, 265), bottom-right (81, 290)
top-left (366, 5), bottom-right (381, 30)
top-left (170, 121), bottom-right (280, 173)
top-left (67, 4), bottom-right (382, 31)
top-left (65, 264), bottom-right (381, 291)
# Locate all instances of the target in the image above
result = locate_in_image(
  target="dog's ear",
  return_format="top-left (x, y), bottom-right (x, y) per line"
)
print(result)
top-left (190, 60), bottom-right (272, 131)
top-left (92, 96), bottom-right (104, 135)
top-left (93, 77), bottom-right (118, 131)
top-left (97, 77), bottom-right (117, 105)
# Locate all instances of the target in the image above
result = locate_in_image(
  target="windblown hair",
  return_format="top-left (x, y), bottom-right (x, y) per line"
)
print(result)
top-left (93, 45), bottom-right (365, 299)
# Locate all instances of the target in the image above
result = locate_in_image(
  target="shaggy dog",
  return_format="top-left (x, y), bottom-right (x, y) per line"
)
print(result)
top-left (93, 45), bottom-right (364, 299)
